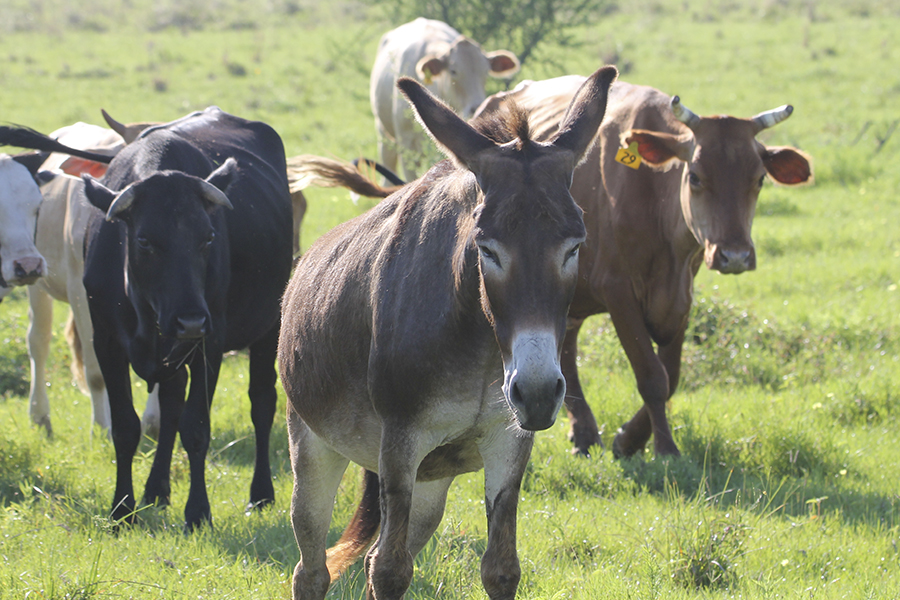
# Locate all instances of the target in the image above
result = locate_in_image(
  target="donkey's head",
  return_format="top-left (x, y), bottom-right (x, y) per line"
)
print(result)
top-left (399, 65), bottom-right (617, 431)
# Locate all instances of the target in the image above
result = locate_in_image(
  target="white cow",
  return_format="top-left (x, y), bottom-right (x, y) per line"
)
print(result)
top-left (0, 153), bottom-right (47, 299)
top-left (26, 122), bottom-right (160, 437)
top-left (370, 18), bottom-right (520, 180)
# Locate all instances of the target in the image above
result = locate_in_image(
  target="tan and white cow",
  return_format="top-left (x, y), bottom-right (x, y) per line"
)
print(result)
top-left (25, 122), bottom-right (160, 437)
top-left (370, 18), bottom-right (519, 181)
top-left (474, 76), bottom-right (814, 458)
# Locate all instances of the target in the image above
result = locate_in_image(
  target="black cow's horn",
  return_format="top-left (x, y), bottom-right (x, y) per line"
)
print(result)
top-left (106, 183), bottom-right (137, 221)
top-left (671, 96), bottom-right (700, 130)
top-left (751, 104), bottom-right (793, 133)
top-left (198, 180), bottom-right (233, 210)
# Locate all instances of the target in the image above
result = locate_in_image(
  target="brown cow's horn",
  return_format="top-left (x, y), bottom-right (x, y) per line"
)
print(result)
top-left (106, 183), bottom-right (137, 221)
top-left (751, 104), bottom-right (793, 133)
top-left (671, 96), bottom-right (700, 129)
top-left (101, 108), bottom-right (151, 144)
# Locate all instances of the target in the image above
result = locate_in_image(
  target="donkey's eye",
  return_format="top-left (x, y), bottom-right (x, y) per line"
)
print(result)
top-left (136, 237), bottom-right (153, 252)
top-left (565, 244), bottom-right (581, 263)
top-left (479, 245), bottom-right (501, 268)
top-left (205, 231), bottom-right (216, 248)
top-left (688, 171), bottom-right (702, 187)
top-left (757, 174), bottom-right (766, 188)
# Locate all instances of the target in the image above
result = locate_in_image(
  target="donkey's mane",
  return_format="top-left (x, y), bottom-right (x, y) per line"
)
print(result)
top-left (472, 101), bottom-right (532, 150)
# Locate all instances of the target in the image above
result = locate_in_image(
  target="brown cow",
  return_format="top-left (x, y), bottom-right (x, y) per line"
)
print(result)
top-left (474, 75), bottom-right (813, 457)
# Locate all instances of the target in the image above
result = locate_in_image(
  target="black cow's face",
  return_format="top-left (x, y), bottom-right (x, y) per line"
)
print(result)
top-left (84, 160), bottom-right (235, 365)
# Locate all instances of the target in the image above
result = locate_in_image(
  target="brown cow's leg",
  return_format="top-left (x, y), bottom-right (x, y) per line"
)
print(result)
top-left (479, 429), bottom-right (533, 600)
top-left (606, 294), bottom-right (680, 458)
top-left (659, 329), bottom-right (686, 400)
top-left (561, 318), bottom-right (603, 456)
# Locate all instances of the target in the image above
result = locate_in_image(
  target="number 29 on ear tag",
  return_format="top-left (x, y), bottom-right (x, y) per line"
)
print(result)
top-left (615, 142), bottom-right (642, 170)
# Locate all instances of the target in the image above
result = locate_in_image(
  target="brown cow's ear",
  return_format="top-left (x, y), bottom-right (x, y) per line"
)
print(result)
top-left (762, 146), bottom-right (814, 186)
top-left (486, 50), bottom-right (520, 78)
top-left (59, 156), bottom-right (109, 178)
top-left (623, 130), bottom-right (693, 167)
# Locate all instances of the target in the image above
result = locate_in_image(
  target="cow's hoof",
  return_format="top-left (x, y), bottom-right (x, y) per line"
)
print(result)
top-left (110, 498), bottom-right (138, 525)
top-left (245, 496), bottom-right (275, 516)
top-left (35, 416), bottom-right (53, 438)
top-left (611, 429), bottom-right (644, 459)
top-left (567, 427), bottom-right (603, 458)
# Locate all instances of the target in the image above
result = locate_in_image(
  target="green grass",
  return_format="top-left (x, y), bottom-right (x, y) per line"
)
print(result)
top-left (1, 0), bottom-right (899, 598)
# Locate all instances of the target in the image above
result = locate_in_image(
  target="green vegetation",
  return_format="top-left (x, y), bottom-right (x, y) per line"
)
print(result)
top-left (1, 0), bottom-right (898, 597)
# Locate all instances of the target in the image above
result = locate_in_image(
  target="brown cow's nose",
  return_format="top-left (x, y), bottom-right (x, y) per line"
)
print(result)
top-left (176, 315), bottom-right (208, 339)
top-left (716, 247), bottom-right (756, 274)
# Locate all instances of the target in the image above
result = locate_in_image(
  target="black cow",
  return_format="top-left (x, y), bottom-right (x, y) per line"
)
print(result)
top-left (74, 107), bottom-right (292, 529)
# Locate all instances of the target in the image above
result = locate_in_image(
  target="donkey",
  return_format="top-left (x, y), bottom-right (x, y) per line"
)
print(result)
top-left (277, 65), bottom-right (617, 600)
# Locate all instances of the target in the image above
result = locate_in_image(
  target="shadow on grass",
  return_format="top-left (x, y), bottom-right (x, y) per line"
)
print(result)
top-left (614, 422), bottom-right (899, 528)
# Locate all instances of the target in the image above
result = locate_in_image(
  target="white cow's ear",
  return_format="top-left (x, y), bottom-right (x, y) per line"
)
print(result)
top-left (486, 50), bottom-right (520, 79)
top-left (416, 55), bottom-right (446, 82)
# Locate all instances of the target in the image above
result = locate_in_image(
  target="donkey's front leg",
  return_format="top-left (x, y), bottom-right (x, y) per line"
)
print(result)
top-left (479, 428), bottom-right (534, 600)
top-left (366, 423), bottom-right (419, 600)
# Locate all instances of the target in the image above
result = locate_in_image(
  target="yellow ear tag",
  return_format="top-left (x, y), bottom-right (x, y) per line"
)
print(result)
top-left (423, 67), bottom-right (433, 85)
top-left (615, 141), bottom-right (642, 170)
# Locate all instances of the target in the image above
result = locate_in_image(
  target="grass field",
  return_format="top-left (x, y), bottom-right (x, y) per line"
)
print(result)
top-left (0, 0), bottom-right (898, 598)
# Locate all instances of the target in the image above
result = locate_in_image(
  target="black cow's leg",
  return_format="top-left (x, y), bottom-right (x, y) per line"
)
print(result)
top-left (246, 323), bottom-right (278, 512)
top-left (180, 352), bottom-right (222, 530)
top-left (561, 318), bottom-right (603, 456)
top-left (143, 368), bottom-right (188, 508)
top-left (94, 333), bottom-right (141, 523)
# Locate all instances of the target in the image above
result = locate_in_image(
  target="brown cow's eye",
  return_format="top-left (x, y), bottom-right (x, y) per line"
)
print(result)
top-left (758, 174), bottom-right (766, 188)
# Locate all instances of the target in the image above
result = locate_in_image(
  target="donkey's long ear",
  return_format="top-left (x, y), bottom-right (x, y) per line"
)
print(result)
top-left (398, 77), bottom-right (494, 170)
top-left (551, 66), bottom-right (618, 164)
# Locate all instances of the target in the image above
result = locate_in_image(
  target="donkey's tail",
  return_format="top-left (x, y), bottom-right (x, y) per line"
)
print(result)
top-left (325, 469), bottom-right (381, 582)
top-left (286, 155), bottom-right (403, 199)
top-left (65, 310), bottom-right (88, 394)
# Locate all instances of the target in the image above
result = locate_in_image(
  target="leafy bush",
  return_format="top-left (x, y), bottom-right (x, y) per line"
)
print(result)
top-left (364, 0), bottom-right (613, 66)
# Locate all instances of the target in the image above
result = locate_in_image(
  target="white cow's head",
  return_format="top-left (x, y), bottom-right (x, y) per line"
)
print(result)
top-left (0, 153), bottom-right (46, 295)
top-left (415, 36), bottom-right (520, 119)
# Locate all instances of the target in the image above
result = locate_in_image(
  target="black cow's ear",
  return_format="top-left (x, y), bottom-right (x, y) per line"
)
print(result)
top-left (12, 151), bottom-right (49, 178)
top-left (82, 174), bottom-right (118, 213)
top-left (206, 157), bottom-right (238, 192)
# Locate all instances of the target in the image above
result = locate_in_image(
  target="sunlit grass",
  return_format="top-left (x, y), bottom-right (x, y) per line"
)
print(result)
top-left (1, 0), bottom-right (899, 597)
